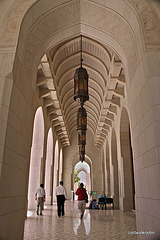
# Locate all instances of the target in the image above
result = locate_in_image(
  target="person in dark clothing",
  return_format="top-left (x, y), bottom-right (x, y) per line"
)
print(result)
top-left (55, 181), bottom-right (67, 217)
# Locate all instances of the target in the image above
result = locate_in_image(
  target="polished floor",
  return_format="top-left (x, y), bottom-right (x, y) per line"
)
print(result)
top-left (24, 201), bottom-right (139, 240)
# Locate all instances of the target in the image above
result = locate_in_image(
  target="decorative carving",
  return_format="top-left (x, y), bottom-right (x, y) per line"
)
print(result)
top-left (22, 0), bottom-right (138, 80)
top-left (1, 0), bottom-right (159, 69)
top-left (125, 0), bottom-right (160, 48)
top-left (23, 0), bottom-right (81, 78)
top-left (81, 1), bottom-right (138, 79)
top-left (0, 0), bottom-right (36, 47)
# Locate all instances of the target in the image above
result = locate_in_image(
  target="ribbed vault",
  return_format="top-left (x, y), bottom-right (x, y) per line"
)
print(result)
top-left (37, 36), bottom-right (125, 147)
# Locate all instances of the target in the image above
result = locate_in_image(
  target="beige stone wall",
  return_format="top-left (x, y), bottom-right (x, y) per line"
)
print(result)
top-left (127, 51), bottom-right (160, 237)
top-left (0, 54), bottom-right (34, 239)
top-left (0, 51), bottom-right (54, 238)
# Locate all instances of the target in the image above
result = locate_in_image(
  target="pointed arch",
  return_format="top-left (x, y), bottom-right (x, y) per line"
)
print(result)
top-left (74, 162), bottom-right (91, 200)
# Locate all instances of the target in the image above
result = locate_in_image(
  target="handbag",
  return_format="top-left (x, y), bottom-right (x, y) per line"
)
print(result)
top-left (85, 198), bottom-right (88, 203)
top-left (85, 189), bottom-right (88, 203)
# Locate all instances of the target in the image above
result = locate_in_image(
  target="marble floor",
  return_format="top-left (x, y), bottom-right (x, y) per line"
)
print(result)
top-left (24, 201), bottom-right (139, 240)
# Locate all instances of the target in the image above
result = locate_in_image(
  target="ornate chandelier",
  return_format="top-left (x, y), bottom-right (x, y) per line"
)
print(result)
top-left (74, 35), bottom-right (89, 162)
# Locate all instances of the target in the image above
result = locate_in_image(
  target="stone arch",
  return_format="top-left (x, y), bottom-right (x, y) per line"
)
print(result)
top-left (73, 160), bottom-right (91, 200)
top-left (77, 167), bottom-right (88, 175)
top-left (77, 167), bottom-right (90, 194)
top-left (1, 1), bottom-right (156, 206)
top-left (120, 107), bottom-right (135, 210)
top-left (14, 0), bottom-right (145, 86)
top-left (71, 152), bottom-right (92, 170)
top-left (2, 0), bottom-right (160, 55)
top-left (2, 0), bottom-right (158, 86)
top-left (71, 152), bottom-right (92, 193)
top-left (8, 1), bottom-right (145, 156)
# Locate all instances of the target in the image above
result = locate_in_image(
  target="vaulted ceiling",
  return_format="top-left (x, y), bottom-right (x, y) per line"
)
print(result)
top-left (37, 36), bottom-right (126, 148)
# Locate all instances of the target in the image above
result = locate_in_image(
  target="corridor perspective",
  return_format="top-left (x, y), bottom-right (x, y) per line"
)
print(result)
top-left (0, 0), bottom-right (160, 240)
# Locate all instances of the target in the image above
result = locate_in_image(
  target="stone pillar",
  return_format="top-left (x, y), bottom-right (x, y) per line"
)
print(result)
top-left (0, 53), bottom-right (34, 239)
top-left (128, 51), bottom-right (160, 238)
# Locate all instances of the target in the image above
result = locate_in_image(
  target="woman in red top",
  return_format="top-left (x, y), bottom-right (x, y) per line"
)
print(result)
top-left (76, 183), bottom-right (88, 219)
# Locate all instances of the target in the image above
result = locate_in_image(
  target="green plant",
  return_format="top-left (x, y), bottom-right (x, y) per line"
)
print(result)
top-left (74, 169), bottom-right (80, 183)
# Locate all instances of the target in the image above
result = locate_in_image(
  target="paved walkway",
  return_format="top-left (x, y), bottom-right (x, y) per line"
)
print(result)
top-left (24, 201), bottom-right (139, 240)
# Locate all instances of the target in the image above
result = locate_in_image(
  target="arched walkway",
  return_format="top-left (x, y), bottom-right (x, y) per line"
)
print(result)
top-left (0, 1), bottom-right (160, 239)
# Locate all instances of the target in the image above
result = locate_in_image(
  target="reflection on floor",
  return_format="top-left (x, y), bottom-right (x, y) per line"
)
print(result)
top-left (24, 201), bottom-right (138, 240)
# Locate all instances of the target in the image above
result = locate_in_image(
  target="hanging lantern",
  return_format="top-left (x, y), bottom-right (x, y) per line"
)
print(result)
top-left (74, 35), bottom-right (89, 106)
top-left (73, 35), bottom-right (89, 163)
top-left (77, 106), bottom-right (87, 131)
top-left (78, 130), bottom-right (86, 145)
top-left (80, 153), bottom-right (85, 163)
top-left (79, 144), bottom-right (85, 155)
top-left (74, 67), bottom-right (89, 105)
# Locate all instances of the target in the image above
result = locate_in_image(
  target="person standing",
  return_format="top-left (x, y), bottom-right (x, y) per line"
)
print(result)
top-left (55, 181), bottom-right (67, 217)
top-left (76, 183), bottom-right (88, 220)
top-left (35, 183), bottom-right (46, 216)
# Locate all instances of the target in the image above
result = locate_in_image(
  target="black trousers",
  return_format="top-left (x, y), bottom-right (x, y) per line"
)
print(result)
top-left (57, 195), bottom-right (65, 217)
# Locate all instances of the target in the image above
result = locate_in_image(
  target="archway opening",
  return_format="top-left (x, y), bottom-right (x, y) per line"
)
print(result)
top-left (74, 161), bottom-right (91, 201)
top-left (28, 107), bottom-right (44, 210)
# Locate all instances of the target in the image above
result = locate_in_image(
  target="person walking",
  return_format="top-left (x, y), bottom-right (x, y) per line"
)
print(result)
top-left (76, 183), bottom-right (88, 220)
top-left (35, 183), bottom-right (46, 216)
top-left (55, 181), bottom-right (67, 217)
